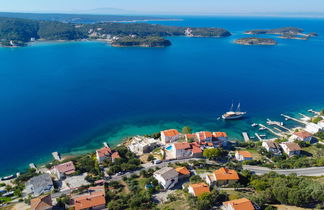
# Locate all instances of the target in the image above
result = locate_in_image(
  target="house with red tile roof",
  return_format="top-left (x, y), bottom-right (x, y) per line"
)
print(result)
top-left (111, 151), bottom-right (121, 163)
top-left (280, 142), bottom-right (301, 156)
top-left (72, 186), bottom-right (106, 210)
top-left (175, 167), bottom-right (190, 178)
top-left (235, 151), bottom-right (252, 161)
top-left (222, 198), bottom-right (255, 210)
top-left (96, 146), bottom-right (112, 164)
top-left (188, 182), bottom-right (210, 197)
top-left (289, 130), bottom-right (318, 144)
top-left (30, 194), bottom-right (52, 210)
top-left (205, 167), bottom-right (239, 186)
top-left (161, 129), bottom-right (180, 144)
top-left (53, 161), bottom-right (76, 179)
top-left (169, 142), bottom-right (202, 159)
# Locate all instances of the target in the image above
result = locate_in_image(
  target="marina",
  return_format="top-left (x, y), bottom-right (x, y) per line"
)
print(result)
top-left (242, 132), bottom-right (250, 142)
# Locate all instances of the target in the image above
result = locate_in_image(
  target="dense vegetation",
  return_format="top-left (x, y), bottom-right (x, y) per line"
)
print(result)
top-left (245, 27), bottom-right (304, 35)
top-left (0, 16), bottom-right (231, 47)
top-left (105, 146), bottom-right (141, 175)
top-left (248, 172), bottom-right (324, 208)
top-left (235, 37), bottom-right (277, 45)
top-left (111, 36), bottom-right (171, 47)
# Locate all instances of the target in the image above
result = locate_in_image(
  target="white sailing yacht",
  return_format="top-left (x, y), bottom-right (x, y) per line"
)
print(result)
top-left (222, 102), bottom-right (247, 120)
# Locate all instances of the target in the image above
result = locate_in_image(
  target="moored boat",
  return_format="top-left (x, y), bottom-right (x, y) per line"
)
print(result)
top-left (222, 102), bottom-right (246, 120)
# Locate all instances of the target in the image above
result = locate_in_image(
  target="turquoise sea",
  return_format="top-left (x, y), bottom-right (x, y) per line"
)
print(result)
top-left (0, 16), bottom-right (324, 176)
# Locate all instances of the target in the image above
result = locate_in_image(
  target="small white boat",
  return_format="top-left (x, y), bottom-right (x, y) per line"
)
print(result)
top-left (251, 123), bottom-right (258, 127)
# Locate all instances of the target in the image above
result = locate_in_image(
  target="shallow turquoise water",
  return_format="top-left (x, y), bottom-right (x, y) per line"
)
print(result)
top-left (0, 16), bottom-right (324, 176)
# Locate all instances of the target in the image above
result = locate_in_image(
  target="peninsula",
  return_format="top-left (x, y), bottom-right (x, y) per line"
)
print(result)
top-left (235, 37), bottom-right (277, 45)
top-left (0, 17), bottom-right (231, 48)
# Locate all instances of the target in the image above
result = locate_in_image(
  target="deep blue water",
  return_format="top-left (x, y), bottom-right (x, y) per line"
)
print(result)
top-left (0, 16), bottom-right (324, 176)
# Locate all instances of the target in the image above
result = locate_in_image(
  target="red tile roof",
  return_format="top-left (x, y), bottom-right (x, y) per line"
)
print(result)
top-left (189, 182), bottom-right (210, 196)
top-left (96, 146), bottom-right (112, 158)
top-left (54, 161), bottom-right (76, 175)
top-left (214, 167), bottom-right (239, 181)
top-left (74, 191), bottom-right (106, 210)
top-left (282, 142), bottom-right (301, 151)
top-left (173, 142), bottom-right (191, 150)
top-left (223, 198), bottom-right (255, 210)
top-left (236, 151), bottom-right (252, 158)
top-left (30, 194), bottom-right (52, 210)
top-left (293, 130), bottom-right (312, 139)
top-left (213, 132), bottom-right (228, 138)
top-left (191, 144), bottom-right (203, 154)
top-left (175, 167), bottom-right (190, 175)
top-left (111, 151), bottom-right (121, 159)
top-left (161, 129), bottom-right (180, 137)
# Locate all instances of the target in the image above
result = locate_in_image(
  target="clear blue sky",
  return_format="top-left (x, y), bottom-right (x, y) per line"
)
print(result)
top-left (1, 0), bottom-right (324, 14)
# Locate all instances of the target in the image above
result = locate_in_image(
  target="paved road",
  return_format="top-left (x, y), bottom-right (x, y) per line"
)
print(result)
top-left (109, 158), bottom-right (204, 181)
top-left (243, 165), bottom-right (324, 176)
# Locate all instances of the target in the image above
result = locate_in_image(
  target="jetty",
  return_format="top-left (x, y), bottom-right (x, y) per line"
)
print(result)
top-left (308, 109), bottom-right (320, 115)
top-left (255, 133), bottom-right (263, 141)
top-left (52, 152), bottom-right (61, 161)
top-left (259, 124), bottom-right (284, 137)
top-left (103, 142), bottom-right (109, 148)
top-left (281, 114), bottom-right (307, 125)
top-left (242, 132), bottom-right (250, 142)
top-left (267, 119), bottom-right (292, 132)
top-left (299, 113), bottom-right (311, 121)
top-left (29, 163), bottom-right (39, 172)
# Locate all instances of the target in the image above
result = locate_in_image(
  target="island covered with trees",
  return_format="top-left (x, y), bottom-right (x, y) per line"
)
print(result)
top-left (0, 16), bottom-right (231, 48)
top-left (245, 27), bottom-right (318, 40)
top-left (235, 37), bottom-right (277, 45)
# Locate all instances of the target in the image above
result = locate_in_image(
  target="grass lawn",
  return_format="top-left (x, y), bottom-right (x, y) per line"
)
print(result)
top-left (302, 145), bottom-right (324, 157)
top-left (158, 190), bottom-right (190, 210)
top-left (245, 148), bottom-right (263, 160)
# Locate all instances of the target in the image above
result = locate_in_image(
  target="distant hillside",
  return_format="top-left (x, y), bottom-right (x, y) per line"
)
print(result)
top-left (0, 12), bottom-right (168, 24)
top-left (0, 16), bottom-right (231, 47)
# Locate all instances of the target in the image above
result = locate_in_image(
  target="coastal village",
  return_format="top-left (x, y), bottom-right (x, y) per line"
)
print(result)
top-left (0, 109), bottom-right (324, 210)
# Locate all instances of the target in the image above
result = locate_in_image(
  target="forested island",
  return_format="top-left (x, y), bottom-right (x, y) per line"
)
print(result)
top-left (111, 36), bottom-right (172, 47)
top-left (235, 37), bottom-right (277, 45)
top-left (0, 16), bottom-right (231, 48)
top-left (245, 27), bottom-right (318, 40)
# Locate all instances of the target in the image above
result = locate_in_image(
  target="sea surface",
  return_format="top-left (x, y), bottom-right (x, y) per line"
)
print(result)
top-left (0, 16), bottom-right (324, 176)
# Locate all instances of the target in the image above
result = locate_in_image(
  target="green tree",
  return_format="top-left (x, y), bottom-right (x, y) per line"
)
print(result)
top-left (182, 126), bottom-right (192, 134)
top-left (203, 148), bottom-right (222, 160)
top-left (190, 175), bottom-right (203, 183)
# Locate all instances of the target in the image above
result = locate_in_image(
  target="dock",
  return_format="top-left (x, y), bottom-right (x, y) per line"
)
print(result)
top-left (267, 118), bottom-right (292, 132)
top-left (242, 132), bottom-right (250, 142)
top-left (308, 109), bottom-right (320, 115)
top-left (29, 163), bottom-right (36, 169)
top-left (281, 114), bottom-right (307, 125)
top-left (255, 133), bottom-right (263, 141)
top-left (299, 113), bottom-right (311, 121)
top-left (259, 124), bottom-right (284, 137)
top-left (103, 142), bottom-right (109, 148)
top-left (52, 152), bottom-right (61, 161)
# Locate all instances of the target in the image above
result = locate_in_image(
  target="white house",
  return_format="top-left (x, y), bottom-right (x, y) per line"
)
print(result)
top-left (127, 136), bottom-right (159, 155)
top-left (235, 151), bottom-right (252, 161)
top-left (289, 130), bottom-right (318, 144)
top-left (96, 146), bottom-right (112, 164)
top-left (319, 120), bottom-right (324, 128)
top-left (160, 129), bottom-right (180, 144)
top-left (153, 167), bottom-right (179, 189)
top-left (52, 161), bottom-right (76, 180)
top-left (262, 141), bottom-right (281, 155)
top-left (222, 198), bottom-right (255, 210)
top-left (280, 142), bottom-right (301, 156)
top-left (305, 123), bottom-right (323, 134)
top-left (188, 183), bottom-right (210, 197)
top-left (169, 142), bottom-right (203, 159)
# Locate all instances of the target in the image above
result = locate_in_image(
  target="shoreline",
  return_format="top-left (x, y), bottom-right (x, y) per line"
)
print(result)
top-left (1, 104), bottom-right (322, 177)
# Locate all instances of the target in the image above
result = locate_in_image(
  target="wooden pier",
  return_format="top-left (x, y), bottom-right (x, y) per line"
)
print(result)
top-left (308, 109), bottom-right (320, 115)
top-left (52, 152), bottom-right (61, 161)
top-left (281, 114), bottom-right (307, 125)
top-left (259, 124), bottom-right (284, 137)
top-left (242, 132), bottom-right (250, 142)
top-left (255, 133), bottom-right (263, 141)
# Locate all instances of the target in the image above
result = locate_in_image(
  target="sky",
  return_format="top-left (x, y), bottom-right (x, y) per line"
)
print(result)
top-left (0, 0), bottom-right (324, 15)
